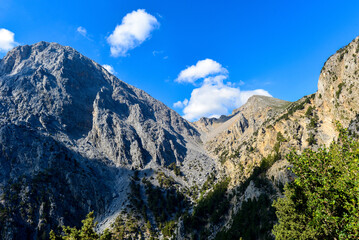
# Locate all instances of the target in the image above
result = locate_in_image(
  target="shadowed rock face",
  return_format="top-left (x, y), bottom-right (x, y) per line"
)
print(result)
top-left (0, 42), bottom-right (216, 239)
top-left (0, 123), bottom-right (115, 239)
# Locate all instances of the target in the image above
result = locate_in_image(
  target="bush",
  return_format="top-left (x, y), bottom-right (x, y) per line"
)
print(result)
top-left (273, 125), bottom-right (359, 239)
top-left (305, 106), bottom-right (314, 117)
top-left (276, 132), bottom-right (286, 143)
top-left (161, 221), bottom-right (176, 238)
top-left (168, 163), bottom-right (181, 176)
top-left (336, 82), bottom-right (345, 99)
top-left (306, 133), bottom-right (317, 146)
top-left (156, 172), bottom-right (175, 188)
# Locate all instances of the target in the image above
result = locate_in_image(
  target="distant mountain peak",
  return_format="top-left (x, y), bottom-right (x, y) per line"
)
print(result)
top-left (232, 95), bottom-right (290, 115)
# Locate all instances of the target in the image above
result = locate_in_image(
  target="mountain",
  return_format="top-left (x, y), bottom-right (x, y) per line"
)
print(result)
top-left (0, 41), bottom-right (211, 167)
top-left (207, 37), bottom-right (359, 182)
top-left (1, 37), bottom-right (359, 240)
top-left (200, 37), bottom-right (359, 239)
top-left (0, 42), bottom-right (217, 239)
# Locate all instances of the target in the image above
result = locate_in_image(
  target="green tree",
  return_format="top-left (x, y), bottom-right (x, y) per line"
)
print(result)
top-left (273, 124), bottom-right (359, 239)
top-left (50, 211), bottom-right (112, 240)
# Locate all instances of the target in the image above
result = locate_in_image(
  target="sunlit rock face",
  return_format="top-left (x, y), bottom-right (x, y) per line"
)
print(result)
top-left (0, 42), bottom-right (216, 239)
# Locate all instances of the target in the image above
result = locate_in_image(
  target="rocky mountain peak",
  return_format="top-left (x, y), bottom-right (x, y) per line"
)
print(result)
top-left (0, 41), bottom-right (210, 168)
top-left (0, 41), bottom-right (116, 138)
top-left (194, 95), bottom-right (290, 134)
top-left (1, 42), bottom-right (76, 76)
top-left (0, 42), bottom-right (218, 238)
top-left (232, 95), bottom-right (290, 115)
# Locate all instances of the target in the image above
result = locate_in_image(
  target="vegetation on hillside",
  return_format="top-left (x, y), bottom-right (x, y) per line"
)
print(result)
top-left (50, 124), bottom-right (359, 240)
top-left (183, 178), bottom-right (231, 239)
top-left (273, 124), bottom-right (359, 239)
top-left (49, 211), bottom-right (111, 240)
top-left (216, 194), bottom-right (276, 240)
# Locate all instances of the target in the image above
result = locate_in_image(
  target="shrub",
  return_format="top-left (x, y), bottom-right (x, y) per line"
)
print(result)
top-left (306, 133), bottom-right (317, 146)
top-left (305, 106), bottom-right (314, 117)
top-left (336, 82), bottom-right (345, 99)
top-left (273, 125), bottom-right (359, 239)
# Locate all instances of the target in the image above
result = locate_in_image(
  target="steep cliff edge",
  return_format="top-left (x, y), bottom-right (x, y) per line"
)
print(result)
top-left (314, 36), bottom-right (359, 144)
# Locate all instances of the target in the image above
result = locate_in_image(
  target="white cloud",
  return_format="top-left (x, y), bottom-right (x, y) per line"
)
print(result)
top-left (77, 26), bottom-right (87, 37)
top-left (102, 64), bottom-right (116, 74)
top-left (0, 28), bottom-right (17, 52)
top-left (181, 76), bottom-right (271, 121)
top-left (173, 98), bottom-right (188, 108)
top-left (107, 9), bottom-right (159, 57)
top-left (176, 59), bottom-right (228, 84)
top-left (174, 59), bottom-right (271, 121)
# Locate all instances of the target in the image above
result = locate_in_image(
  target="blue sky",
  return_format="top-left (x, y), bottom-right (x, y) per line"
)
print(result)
top-left (1, 0), bottom-right (359, 121)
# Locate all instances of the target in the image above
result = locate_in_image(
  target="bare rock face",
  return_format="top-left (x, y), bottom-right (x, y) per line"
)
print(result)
top-left (0, 42), bottom-right (216, 239)
top-left (316, 37), bottom-right (359, 123)
top-left (313, 37), bottom-right (359, 145)
top-left (194, 95), bottom-right (291, 185)
top-left (0, 42), bottom-right (204, 168)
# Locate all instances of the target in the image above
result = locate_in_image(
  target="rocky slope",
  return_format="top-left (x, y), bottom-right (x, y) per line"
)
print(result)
top-left (0, 42), bottom-right (217, 239)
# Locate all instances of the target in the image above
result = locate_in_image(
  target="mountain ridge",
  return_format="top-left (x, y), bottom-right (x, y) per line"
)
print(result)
top-left (1, 37), bottom-right (359, 239)
top-left (0, 42), bottom-right (218, 239)
top-left (0, 41), bottom-right (210, 167)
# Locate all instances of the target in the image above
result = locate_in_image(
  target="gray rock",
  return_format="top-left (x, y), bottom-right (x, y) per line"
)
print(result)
top-left (0, 42), bottom-right (217, 239)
